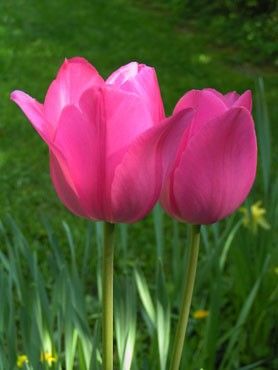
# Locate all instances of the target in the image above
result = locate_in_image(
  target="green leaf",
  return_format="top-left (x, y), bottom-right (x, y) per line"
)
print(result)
top-left (153, 205), bottom-right (164, 261)
top-left (115, 277), bottom-right (137, 370)
top-left (255, 77), bottom-right (271, 196)
top-left (134, 269), bottom-right (156, 329)
top-left (219, 220), bottom-right (242, 271)
top-left (156, 263), bottom-right (170, 370)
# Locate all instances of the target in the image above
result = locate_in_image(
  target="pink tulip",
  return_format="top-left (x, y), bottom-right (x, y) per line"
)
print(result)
top-left (11, 57), bottom-right (193, 223)
top-left (160, 88), bottom-right (257, 224)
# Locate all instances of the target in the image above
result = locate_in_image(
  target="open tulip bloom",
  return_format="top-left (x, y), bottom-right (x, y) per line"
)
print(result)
top-left (11, 57), bottom-right (193, 224)
top-left (11, 58), bottom-right (257, 370)
top-left (11, 57), bottom-right (194, 370)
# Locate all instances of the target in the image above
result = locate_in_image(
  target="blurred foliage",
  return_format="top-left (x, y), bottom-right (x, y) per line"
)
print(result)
top-left (138, 0), bottom-right (278, 66)
top-left (175, 0), bottom-right (277, 15)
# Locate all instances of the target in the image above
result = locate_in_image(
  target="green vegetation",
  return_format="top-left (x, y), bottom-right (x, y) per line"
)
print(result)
top-left (0, 0), bottom-right (277, 369)
top-left (138, 0), bottom-right (278, 66)
top-left (0, 0), bottom-right (277, 231)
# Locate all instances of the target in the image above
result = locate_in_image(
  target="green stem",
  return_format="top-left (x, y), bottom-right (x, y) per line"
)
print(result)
top-left (102, 222), bottom-right (115, 370)
top-left (169, 224), bottom-right (201, 370)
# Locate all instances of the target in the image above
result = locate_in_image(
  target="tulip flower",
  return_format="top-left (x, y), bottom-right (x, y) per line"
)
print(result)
top-left (11, 57), bottom-right (192, 223)
top-left (11, 57), bottom-right (194, 370)
top-left (161, 88), bottom-right (257, 225)
top-left (165, 88), bottom-right (257, 370)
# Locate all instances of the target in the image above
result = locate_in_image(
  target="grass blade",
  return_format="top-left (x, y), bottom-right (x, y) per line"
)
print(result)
top-left (255, 77), bottom-right (271, 196)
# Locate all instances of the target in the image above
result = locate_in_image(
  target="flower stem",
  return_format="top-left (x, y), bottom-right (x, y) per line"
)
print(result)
top-left (102, 222), bottom-right (115, 370)
top-left (169, 224), bottom-right (201, 370)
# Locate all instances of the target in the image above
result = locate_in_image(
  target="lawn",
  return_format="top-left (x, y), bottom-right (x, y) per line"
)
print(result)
top-left (0, 0), bottom-right (277, 369)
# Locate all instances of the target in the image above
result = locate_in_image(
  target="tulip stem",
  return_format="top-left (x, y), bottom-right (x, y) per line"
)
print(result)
top-left (102, 222), bottom-right (115, 370)
top-left (169, 224), bottom-right (201, 370)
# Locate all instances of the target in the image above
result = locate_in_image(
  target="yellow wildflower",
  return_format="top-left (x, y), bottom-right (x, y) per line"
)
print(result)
top-left (40, 351), bottom-right (57, 366)
top-left (17, 354), bottom-right (28, 368)
top-left (193, 309), bottom-right (209, 319)
top-left (240, 201), bottom-right (270, 234)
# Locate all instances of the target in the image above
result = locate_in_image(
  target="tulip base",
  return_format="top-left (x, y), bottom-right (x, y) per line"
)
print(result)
top-left (102, 222), bottom-right (115, 370)
top-left (169, 224), bottom-right (201, 370)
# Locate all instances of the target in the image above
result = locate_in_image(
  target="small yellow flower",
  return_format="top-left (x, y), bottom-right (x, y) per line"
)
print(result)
top-left (17, 354), bottom-right (28, 368)
top-left (40, 351), bottom-right (57, 366)
top-left (240, 201), bottom-right (270, 234)
top-left (193, 309), bottom-right (209, 319)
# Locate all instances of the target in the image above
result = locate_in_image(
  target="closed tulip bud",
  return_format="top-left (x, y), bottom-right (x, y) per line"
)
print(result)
top-left (11, 57), bottom-right (193, 223)
top-left (160, 88), bottom-right (257, 224)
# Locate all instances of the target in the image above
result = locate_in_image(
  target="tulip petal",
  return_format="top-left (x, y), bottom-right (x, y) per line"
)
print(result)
top-left (106, 62), bottom-right (141, 86)
top-left (231, 90), bottom-right (252, 111)
top-left (10, 90), bottom-right (51, 142)
top-left (205, 89), bottom-right (252, 111)
top-left (44, 57), bottom-right (104, 127)
top-left (79, 86), bottom-right (154, 158)
top-left (173, 89), bottom-right (227, 134)
top-left (169, 107), bottom-right (257, 224)
top-left (111, 108), bottom-right (193, 223)
top-left (223, 91), bottom-right (240, 107)
top-left (107, 62), bottom-right (165, 123)
top-left (53, 104), bottom-right (106, 220)
top-left (159, 108), bottom-right (195, 217)
top-left (205, 89), bottom-right (240, 108)
top-left (50, 151), bottom-right (91, 218)
top-left (203, 88), bottom-right (225, 100)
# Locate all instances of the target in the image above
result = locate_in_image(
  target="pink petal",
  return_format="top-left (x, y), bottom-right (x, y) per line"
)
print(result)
top-left (50, 150), bottom-right (91, 218)
top-left (201, 88), bottom-right (225, 100)
top-left (223, 91), bottom-right (240, 107)
top-left (79, 86), bottom-right (154, 158)
top-left (106, 62), bottom-right (141, 86)
top-left (10, 90), bottom-right (52, 142)
top-left (53, 104), bottom-right (106, 220)
top-left (173, 89), bottom-right (227, 135)
top-left (107, 62), bottom-right (165, 123)
top-left (44, 57), bottom-right (104, 127)
top-left (165, 107), bottom-right (257, 224)
top-left (160, 109), bottom-right (194, 178)
top-left (232, 90), bottom-right (252, 111)
top-left (205, 89), bottom-right (252, 111)
top-left (159, 109), bottom-right (194, 216)
top-left (110, 108), bottom-right (193, 223)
